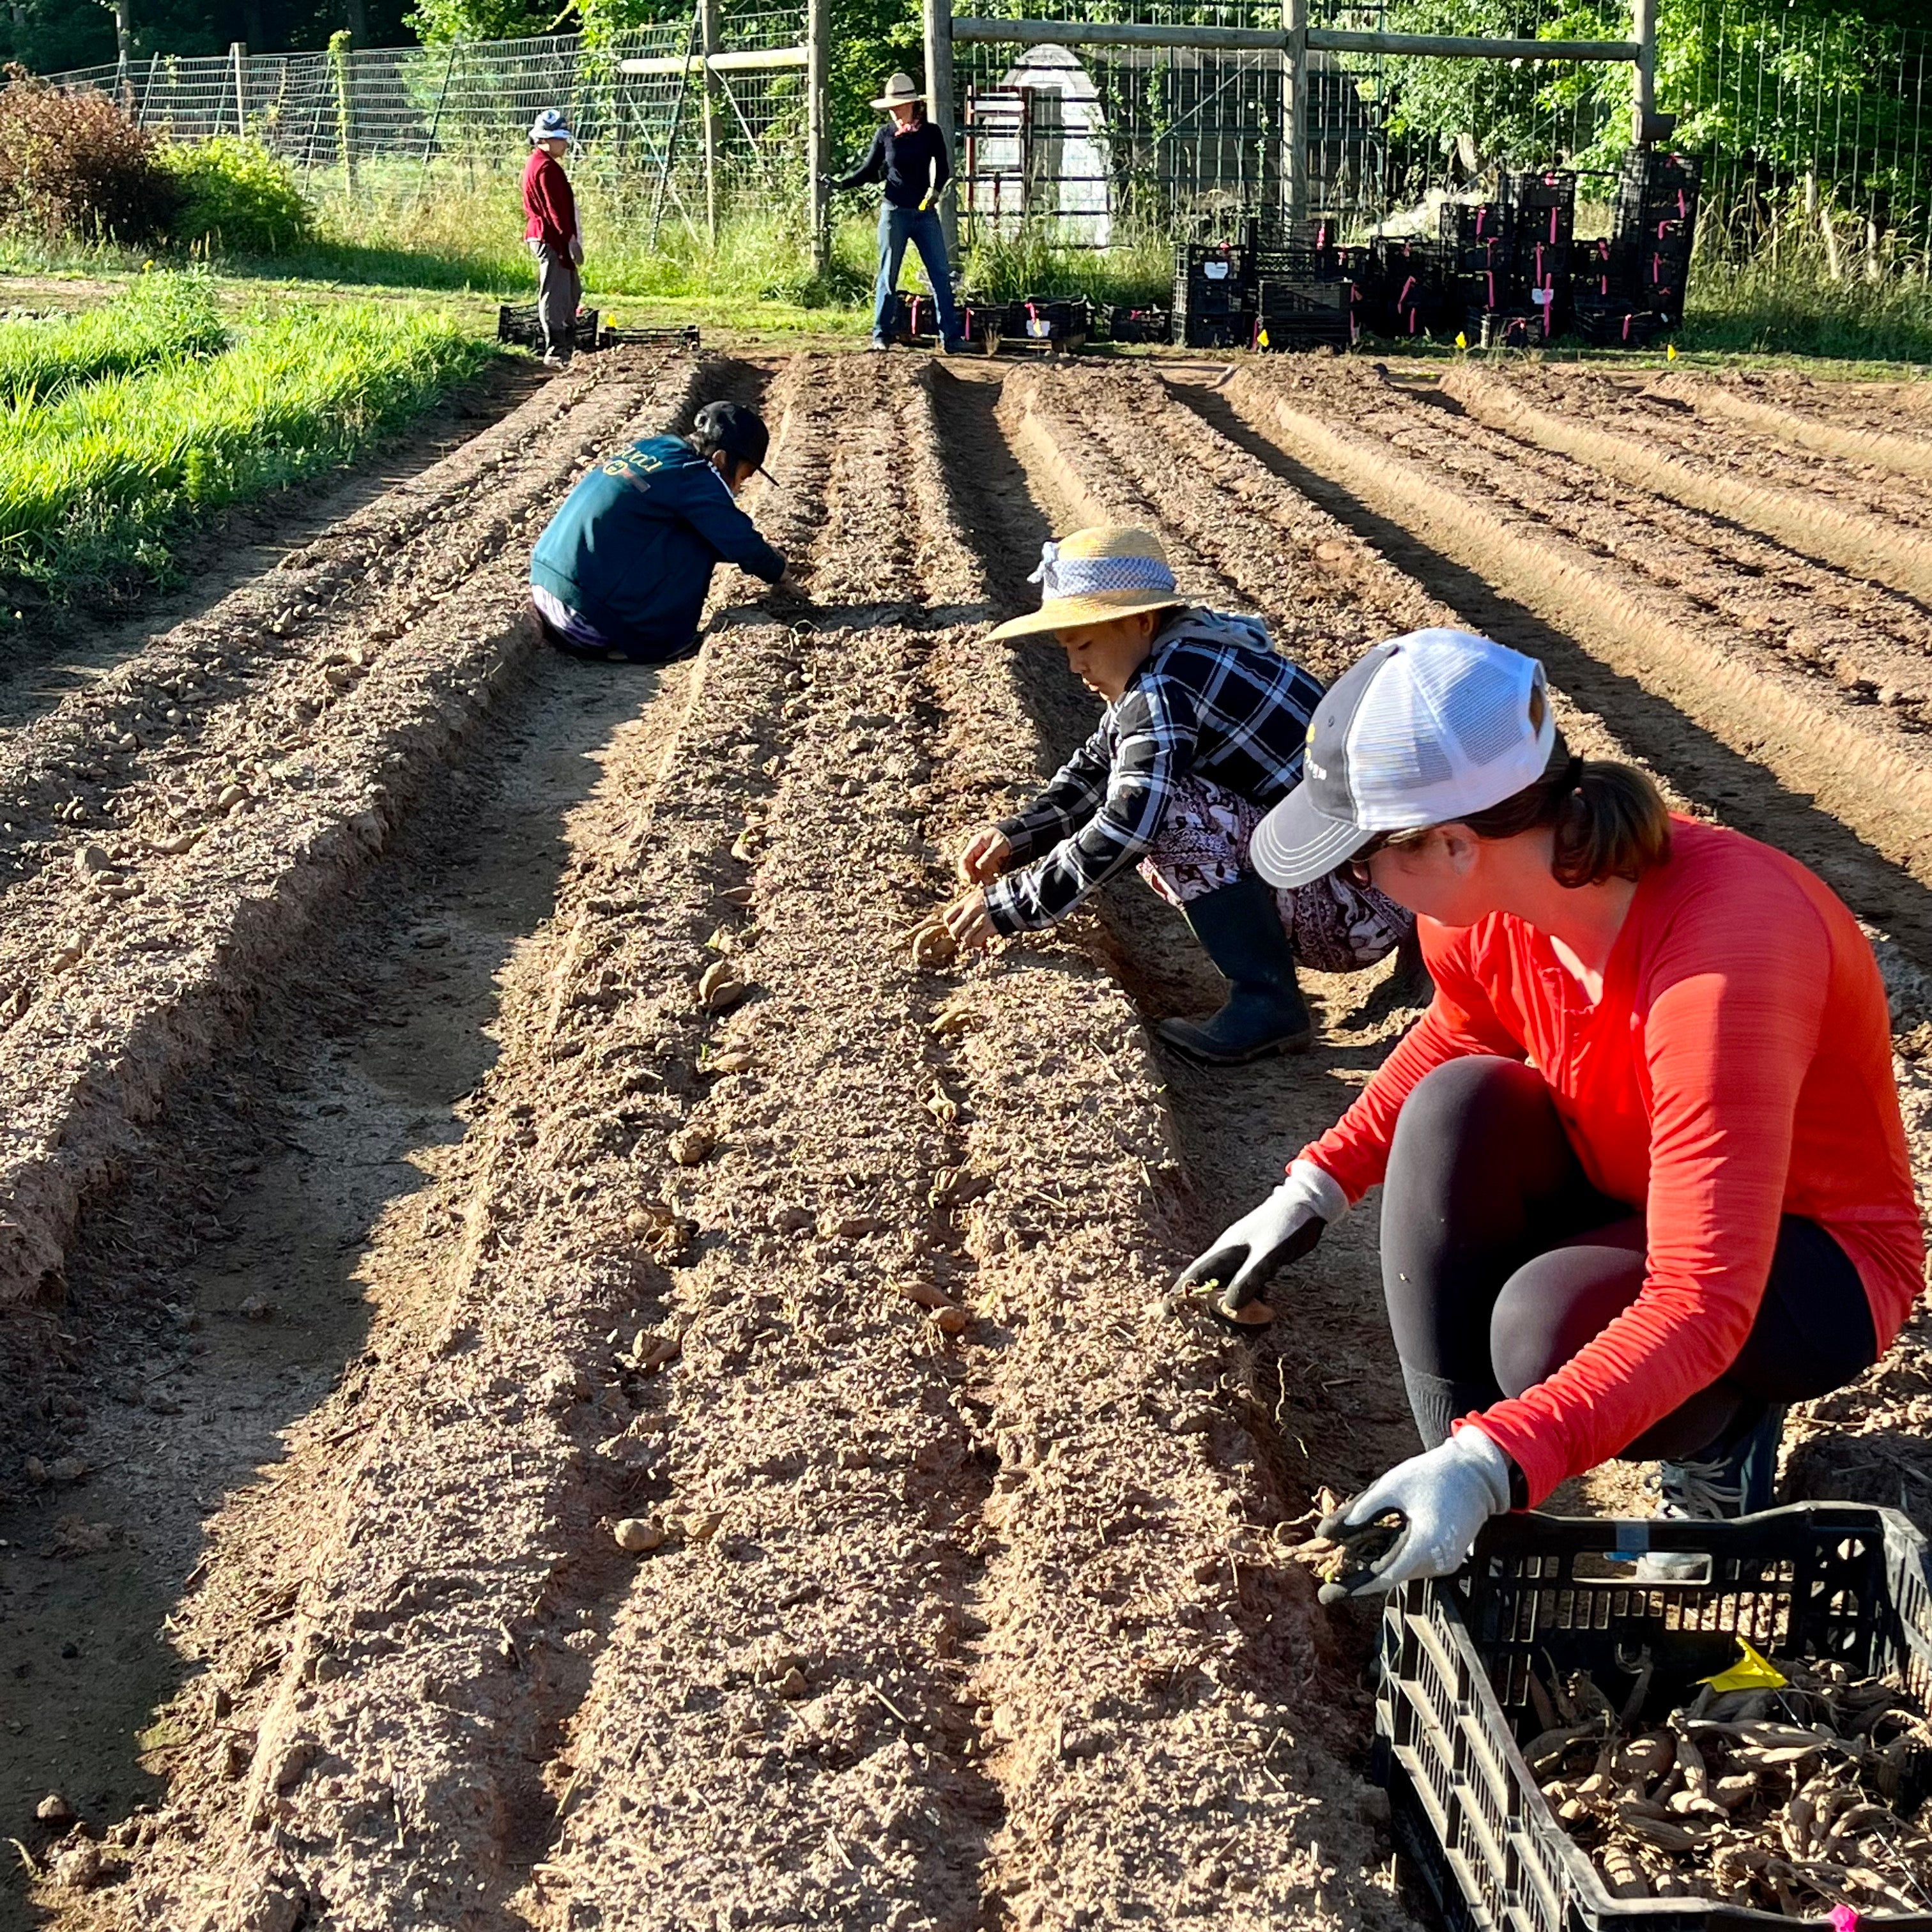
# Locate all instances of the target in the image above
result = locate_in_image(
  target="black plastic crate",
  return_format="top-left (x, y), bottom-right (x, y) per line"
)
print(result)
top-left (1570, 236), bottom-right (1623, 304)
top-left (1002, 295), bottom-right (1091, 350)
top-left (594, 322), bottom-right (702, 351)
top-left (1175, 245), bottom-right (1252, 314)
top-left (1376, 1505), bottom-right (1932, 1932)
top-left (1105, 304), bottom-right (1172, 345)
top-left (1255, 277), bottom-right (1351, 351)
top-left (956, 301), bottom-right (1003, 353)
top-left (1441, 201), bottom-right (1506, 252)
top-left (498, 303), bottom-right (599, 352)
top-left (1575, 302), bottom-right (1666, 348)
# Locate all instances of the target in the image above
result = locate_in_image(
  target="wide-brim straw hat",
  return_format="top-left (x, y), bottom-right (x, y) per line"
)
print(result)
top-left (871, 71), bottom-right (924, 110)
top-left (988, 526), bottom-right (1188, 641)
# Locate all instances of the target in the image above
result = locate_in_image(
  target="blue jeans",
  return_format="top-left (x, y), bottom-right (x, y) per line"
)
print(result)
top-left (872, 204), bottom-right (962, 347)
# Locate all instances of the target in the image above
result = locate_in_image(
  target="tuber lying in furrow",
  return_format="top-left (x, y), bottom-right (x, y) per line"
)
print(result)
top-left (1528, 1655), bottom-right (1932, 1913)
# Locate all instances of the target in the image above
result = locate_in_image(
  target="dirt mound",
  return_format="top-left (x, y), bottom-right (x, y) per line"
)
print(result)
top-left (4, 347), bottom-right (1932, 1932)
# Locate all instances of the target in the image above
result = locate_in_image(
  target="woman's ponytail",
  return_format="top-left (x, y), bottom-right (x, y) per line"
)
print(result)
top-left (1457, 707), bottom-right (1671, 887)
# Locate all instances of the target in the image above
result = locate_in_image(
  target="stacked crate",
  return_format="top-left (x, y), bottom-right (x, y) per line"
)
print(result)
top-left (1253, 278), bottom-right (1351, 352)
top-left (1499, 169), bottom-right (1575, 342)
top-left (1439, 201), bottom-right (1520, 342)
top-left (1365, 235), bottom-right (1443, 340)
top-left (1613, 149), bottom-right (1699, 329)
top-left (1105, 305), bottom-right (1172, 345)
top-left (1173, 243), bottom-right (1254, 349)
top-left (1004, 296), bottom-right (1092, 352)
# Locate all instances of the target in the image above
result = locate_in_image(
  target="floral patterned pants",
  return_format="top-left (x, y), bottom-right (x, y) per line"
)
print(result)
top-left (1139, 775), bottom-right (1413, 974)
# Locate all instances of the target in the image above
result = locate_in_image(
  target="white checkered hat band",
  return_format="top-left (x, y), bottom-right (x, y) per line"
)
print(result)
top-left (1029, 541), bottom-right (1176, 601)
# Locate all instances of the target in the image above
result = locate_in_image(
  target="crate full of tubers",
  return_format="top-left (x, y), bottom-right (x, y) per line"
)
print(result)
top-left (1373, 1504), bottom-right (1932, 1932)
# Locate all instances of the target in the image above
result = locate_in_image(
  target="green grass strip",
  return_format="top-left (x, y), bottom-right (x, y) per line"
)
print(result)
top-left (0, 271), bottom-right (227, 406)
top-left (0, 300), bottom-right (493, 594)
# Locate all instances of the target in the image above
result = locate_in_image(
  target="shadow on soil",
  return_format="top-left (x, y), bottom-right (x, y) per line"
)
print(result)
top-left (0, 650), bottom-right (661, 1932)
top-left (1172, 376), bottom-right (1932, 983)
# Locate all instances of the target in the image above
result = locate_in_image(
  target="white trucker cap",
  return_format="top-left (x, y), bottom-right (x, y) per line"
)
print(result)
top-left (1252, 629), bottom-right (1556, 889)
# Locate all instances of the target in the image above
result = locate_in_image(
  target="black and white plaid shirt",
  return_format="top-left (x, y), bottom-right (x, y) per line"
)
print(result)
top-left (986, 608), bottom-right (1326, 933)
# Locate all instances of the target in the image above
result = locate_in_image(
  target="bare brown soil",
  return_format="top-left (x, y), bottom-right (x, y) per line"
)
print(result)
top-left (0, 346), bottom-right (1929, 1932)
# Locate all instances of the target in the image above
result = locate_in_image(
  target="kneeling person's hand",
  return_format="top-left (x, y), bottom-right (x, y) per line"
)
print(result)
top-left (956, 825), bottom-right (1012, 884)
top-left (943, 885), bottom-right (999, 953)
top-left (1317, 1427), bottom-right (1513, 1599)
top-left (1174, 1158), bottom-right (1347, 1323)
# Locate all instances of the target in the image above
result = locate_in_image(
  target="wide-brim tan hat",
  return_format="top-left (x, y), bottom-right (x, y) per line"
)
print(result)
top-left (988, 525), bottom-right (1188, 641)
top-left (872, 70), bottom-right (924, 109)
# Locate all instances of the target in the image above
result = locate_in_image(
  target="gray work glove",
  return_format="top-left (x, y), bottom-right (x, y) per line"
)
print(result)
top-left (1174, 1158), bottom-right (1347, 1324)
top-left (1317, 1427), bottom-right (1513, 1601)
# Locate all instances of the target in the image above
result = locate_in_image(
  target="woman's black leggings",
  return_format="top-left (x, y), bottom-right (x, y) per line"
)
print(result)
top-left (1381, 1056), bottom-right (1878, 1462)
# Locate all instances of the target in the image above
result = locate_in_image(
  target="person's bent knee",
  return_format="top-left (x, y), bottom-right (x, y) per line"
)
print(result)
top-left (1391, 1055), bottom-right (1545, 1156)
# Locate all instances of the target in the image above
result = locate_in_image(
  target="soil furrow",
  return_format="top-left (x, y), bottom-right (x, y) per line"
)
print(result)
top-left (510, 356), bottom-right (1008, 1932)
top-left (1222, 365), bottom-right (1932, 966)
top-left (1438, 365), bottom-right (1932, 602)
top-left (1351, 373), bottom-right (1932, 672)
top-left (0, 354), bottom-right (704, 1328)
top-left (62, 356), bottom-right (811, 1932)
top-left (1568, 365), bottom-right (1932, 494)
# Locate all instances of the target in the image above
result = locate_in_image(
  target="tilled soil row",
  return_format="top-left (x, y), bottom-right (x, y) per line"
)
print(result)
top-left (0, 351), bottom-right (706, 1330)
top-left (1340, 369), bottom-right (1932, 679)
top-left (1220, 361), bottom-right (1932, 961)
top-left (1652, 367), bottom-right (1932, 467)
top-left (75, 355), bottom-right (1407, 1932)
top-left (1438, 365), bottom-right (1932, 598)
top-left (1503, 364), bottom-right (1932, 518)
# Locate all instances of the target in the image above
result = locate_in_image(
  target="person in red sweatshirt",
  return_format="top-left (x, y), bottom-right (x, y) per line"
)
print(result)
top-left (1177, 629), bottom-right (1924, 1594)
top-left (523, 109), bottom-right (583, 367)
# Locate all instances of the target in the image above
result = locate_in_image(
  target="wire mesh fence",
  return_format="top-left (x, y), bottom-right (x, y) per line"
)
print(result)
top-left (40, 7), bottom-right (808, 213)
top-left (950, 0), bottom-right (1930, 254)
top-left (34, 0), bottom-right (1931, 263)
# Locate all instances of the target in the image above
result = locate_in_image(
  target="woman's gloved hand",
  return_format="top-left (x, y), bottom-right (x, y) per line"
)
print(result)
top-left (1317, 1427), bottom-right (1514, 1599)
top-left (1174, 1158), bottom-right (1347, 1323)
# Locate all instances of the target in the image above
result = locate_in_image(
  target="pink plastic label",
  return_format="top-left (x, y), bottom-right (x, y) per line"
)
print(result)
top-left (1830, 1908), bottom-right (1860, 1932)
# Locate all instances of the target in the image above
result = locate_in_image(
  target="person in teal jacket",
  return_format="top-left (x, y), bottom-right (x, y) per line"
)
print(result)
top-left (530, 400), bottom-right (790, 664)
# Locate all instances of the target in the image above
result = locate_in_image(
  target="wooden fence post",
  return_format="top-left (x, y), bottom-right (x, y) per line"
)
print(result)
top-left (923, 0), bottom-right (957, 256)
top-left (701, 0), bottom-right (721, 245)
top-left (1632, 0), bottom-right (1656, 143)
top-left (1284, 0), bottom-right (1308, 232)
top-left (807, 0), bottom-right (831, 276)
top-left (231, 41), bottom-right (249, 138)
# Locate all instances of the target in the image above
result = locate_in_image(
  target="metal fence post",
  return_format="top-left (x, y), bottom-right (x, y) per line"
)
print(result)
top-left (807, 0), bottom-right (831, 276)
top-left (701, 0), bottom-right (721, 243)
top-left (231, 40), bottom-right (248, 137)
top-left (1632, 0), bottom-right (1656, 142)
top-left (923, 0), bottom-right (958, 256)
top-left (1284, 0), bottom-right (1308, 231)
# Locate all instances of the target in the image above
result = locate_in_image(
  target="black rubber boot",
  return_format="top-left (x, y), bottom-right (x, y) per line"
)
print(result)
top-left (1155, 874), bottom-right (1315, 1066)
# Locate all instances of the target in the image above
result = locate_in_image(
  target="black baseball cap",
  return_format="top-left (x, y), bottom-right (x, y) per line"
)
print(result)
top-left (691, 400), bottom-right (777, 485)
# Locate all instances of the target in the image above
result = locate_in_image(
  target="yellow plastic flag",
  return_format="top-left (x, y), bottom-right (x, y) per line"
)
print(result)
top-left (1699, 1637), bottom-right (1787, 1692)
top-left (1257, 327), bottom-right (1269, 349)
top-left (1455, 330), bottom-right (1468, 349)
top-left (1666, 342), bottom-right (1678, 360)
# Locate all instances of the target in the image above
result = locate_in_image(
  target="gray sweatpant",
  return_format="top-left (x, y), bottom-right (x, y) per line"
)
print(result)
top-left (533, 242), bottom-right (581, 358)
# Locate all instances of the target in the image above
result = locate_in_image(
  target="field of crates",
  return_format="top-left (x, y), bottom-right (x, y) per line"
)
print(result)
top-left (1, 342), bottom-right (1931, 1932)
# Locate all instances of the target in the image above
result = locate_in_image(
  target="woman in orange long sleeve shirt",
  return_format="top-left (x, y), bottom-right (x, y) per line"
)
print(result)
top-left (1177, 629), bottom-right (1924, 1595)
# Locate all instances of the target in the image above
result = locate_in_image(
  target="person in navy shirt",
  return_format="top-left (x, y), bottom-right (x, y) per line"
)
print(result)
top-left (832, 71), bottom-right (964, 354)
top-left (529, 401), bottom-right (791, 664)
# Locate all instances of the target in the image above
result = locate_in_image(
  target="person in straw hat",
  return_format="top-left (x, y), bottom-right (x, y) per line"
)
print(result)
top-left (943, 526), bottom-right (1416, 1065)
top-left (830, 71), bottom-right (965, 353)
top-left (523, 108), bottom-right (584, 367)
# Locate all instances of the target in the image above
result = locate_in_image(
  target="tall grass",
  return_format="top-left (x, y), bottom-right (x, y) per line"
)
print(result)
top-left (960, 225), bottom-right (1173, 309)
top-left (1683, 204), bottom-right (1932, 365)
top-left (0, 300), bottom-right (493, 593)
top-left (284, 162), bottom-right (875, 318)
top-left (0, 270), bottom-right (226, 403)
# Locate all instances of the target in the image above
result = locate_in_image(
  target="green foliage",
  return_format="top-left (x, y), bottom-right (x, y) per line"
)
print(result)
top-left (406, 0), bottom-right (559, 42)
top-left (0, 270), bottom-right (224, 402)
top-left (159, 139), bottom-right (317, 256)
top-left (0, 298), bottom-right (492, 592)
top-left (1683, 198), bottom-right (1932, 362)
top-left (962, 223), bottom-right (1170, 307)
